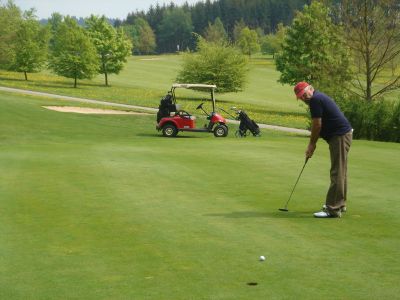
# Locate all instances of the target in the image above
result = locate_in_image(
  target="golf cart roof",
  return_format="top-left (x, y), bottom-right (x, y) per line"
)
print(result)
top-left (172, 83), bottom-right (217, 90)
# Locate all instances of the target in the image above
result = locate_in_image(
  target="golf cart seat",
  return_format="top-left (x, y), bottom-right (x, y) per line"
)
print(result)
top-left (176, 110), bottom-right (196, 120)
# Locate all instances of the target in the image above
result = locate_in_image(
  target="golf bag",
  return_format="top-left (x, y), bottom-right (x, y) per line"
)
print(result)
top-left (157, 92), bottom-right (179, 122)
top-left (235, 110), bottom-right (261, 137)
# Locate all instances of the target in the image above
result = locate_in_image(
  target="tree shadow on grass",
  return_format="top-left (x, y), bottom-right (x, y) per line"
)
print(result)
top-left (204, 210), bottom-right (312, 219)
top-left (0, 76), bottom-right (107, 89)
top-left (0, 76), bottom-right (27, 82)
top-left (31, 82), bottom-right (106, 89)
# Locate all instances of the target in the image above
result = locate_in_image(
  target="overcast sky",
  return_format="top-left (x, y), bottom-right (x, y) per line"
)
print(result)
top-left (13, 0), bottom-right (202, 20)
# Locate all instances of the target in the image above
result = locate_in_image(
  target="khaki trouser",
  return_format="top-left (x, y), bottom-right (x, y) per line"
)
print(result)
top-left (325, 131), bottom-right (353, 215)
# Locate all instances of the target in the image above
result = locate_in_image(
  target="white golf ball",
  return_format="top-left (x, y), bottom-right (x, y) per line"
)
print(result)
top-left (259, 255), bottom-right (266, 261)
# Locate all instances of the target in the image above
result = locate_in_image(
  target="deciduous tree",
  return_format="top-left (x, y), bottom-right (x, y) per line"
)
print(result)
top-left (134, 18), bottom-right (156, 54)
top-left (49, 16), bottom-right (99, 88)
top-left (339, 0), bottom-right (400, 101)
top-left (85, 15), bottom-right (132, 86)
top-left (123, 18), bottom-right (156, 55)
top-left (10, 11), bottom-right (49, 80)
top-left (275, 1), bottom-right (352, 96)
top-left (0, 0), bottom-right (22, 69)
top-left (236, 27), bottom-right (260, 57)
top-left (261, 23), bottom-right (287, 58)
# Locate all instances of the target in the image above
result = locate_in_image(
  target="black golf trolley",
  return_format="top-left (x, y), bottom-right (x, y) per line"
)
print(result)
top-left (232, 108), bottom-right (261, 137)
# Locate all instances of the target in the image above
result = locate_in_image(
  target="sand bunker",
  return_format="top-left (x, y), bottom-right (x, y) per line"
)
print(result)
top-left (43, 106), bottom-right (151, 115)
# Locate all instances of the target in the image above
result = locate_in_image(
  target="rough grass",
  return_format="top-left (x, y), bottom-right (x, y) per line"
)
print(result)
top-left (1, 91), bottom-right (399, 299)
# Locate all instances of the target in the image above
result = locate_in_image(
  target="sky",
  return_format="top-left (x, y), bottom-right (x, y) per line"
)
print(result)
top-left (13, 0), bottom-right (202, 20)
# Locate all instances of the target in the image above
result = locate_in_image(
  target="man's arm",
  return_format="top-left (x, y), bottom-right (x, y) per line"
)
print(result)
top-left (306, 117), bottom-right (322, 158)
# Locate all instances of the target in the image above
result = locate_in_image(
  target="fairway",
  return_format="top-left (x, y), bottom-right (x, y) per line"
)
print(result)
top-left (1, 91), bottom-right (399, 299)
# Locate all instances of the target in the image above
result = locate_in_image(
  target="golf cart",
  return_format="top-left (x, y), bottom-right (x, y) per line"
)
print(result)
top-left (156, 83), bottom-right (228, 137)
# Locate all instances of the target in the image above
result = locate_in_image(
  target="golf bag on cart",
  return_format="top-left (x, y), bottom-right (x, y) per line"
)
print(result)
top-left (156, 92), bottom-right (179, 122)
top-left (235, 110), bottom-right (261, 137)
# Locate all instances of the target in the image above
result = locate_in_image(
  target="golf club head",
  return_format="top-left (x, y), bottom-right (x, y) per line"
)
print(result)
top-left (279, 208), bottom-right (289, 212)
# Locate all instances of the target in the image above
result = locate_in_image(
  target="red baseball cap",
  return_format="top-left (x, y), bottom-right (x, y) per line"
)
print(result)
top-left (294, 82), bottom-right (310, 99)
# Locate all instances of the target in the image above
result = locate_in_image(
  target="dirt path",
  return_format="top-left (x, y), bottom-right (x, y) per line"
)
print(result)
top-left (0, 86), bottom-right (310, 135)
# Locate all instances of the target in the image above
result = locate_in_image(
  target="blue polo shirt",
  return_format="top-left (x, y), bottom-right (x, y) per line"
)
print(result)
top-left (309, 91), bottom-right (352, 141)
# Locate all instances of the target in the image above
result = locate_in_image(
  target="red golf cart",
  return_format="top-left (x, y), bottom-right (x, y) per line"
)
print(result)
top-left (156, 83), bottom-right (228, 137)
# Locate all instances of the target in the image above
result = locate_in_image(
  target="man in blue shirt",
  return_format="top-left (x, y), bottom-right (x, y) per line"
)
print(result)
top-left (294, 82), bottom-right (353, 218)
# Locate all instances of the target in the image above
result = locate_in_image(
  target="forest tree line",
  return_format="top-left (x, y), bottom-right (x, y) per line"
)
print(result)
top-left (117, 0), bottom-right (311, 53)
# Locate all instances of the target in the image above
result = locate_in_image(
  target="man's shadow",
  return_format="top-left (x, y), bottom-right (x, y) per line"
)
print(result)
top-left (204, 210), bottom-right (312, 219)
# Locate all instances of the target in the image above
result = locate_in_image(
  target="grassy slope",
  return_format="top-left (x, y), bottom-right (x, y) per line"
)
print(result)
top-left (0, 55), bottom-right (308, 129)
top-left (0, 91), bottom-right (399, 299)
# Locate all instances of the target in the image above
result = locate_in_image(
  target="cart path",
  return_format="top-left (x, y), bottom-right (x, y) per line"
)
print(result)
top-left (0, 86), bottom-right (310, 136)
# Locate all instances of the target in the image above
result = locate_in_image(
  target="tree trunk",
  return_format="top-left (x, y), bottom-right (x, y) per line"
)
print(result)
top-left (74, 76), bottom-right (77, 88)
top-left (24, 71), bottom-right (28, 81)
top-left (103, 60), bottom-right (108, 86)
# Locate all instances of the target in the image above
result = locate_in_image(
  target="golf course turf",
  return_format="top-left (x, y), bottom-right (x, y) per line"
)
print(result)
top-left (1, 91), bottom-right (399, 299)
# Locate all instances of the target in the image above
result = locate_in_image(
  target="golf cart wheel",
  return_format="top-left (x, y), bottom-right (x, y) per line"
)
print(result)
top-left (162, 124), bottom-right (178, 137)
top-left (214, 124), bottom-right (228, 137)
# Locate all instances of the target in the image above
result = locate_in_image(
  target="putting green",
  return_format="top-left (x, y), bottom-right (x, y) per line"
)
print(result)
top-left (0, 91), bottom-right (399, 299)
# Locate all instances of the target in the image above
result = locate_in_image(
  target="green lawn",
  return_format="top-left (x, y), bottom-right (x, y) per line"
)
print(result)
top-left (1, 91), bottom-right (399, 299)
top-left (0, 54), bottom-right (308, 129)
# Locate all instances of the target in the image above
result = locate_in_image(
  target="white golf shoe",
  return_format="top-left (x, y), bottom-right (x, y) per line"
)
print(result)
top-left (314, 210), bottom-right (341, 218)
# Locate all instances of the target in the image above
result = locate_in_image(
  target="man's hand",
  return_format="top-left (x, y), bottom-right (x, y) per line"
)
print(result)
top-left (306, 117), bottom-right (321, 159)
top-left (306, 143), bottom-right (316, 158)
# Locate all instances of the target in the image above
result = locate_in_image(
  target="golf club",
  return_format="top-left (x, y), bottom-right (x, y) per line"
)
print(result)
top-left (279, 157), bottom-right (309, 212)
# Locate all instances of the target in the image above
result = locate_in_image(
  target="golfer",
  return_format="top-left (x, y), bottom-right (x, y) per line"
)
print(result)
top-left (294, 82), bottom-right (352, 218)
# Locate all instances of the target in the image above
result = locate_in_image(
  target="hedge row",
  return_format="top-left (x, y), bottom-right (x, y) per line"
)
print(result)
top-left (338, 97), bottom-right (400, 143)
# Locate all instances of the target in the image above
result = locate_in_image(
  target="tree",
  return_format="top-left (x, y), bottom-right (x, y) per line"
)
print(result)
top-left (157, 8), bottom-right (193, 53)
top-left (236, 27), bottom-right (260, 57)
top-left (176, 38), bottom-right (248, 93)
top-left (123, 0), bottom-right (310, 53)
top-left (0, 0), bottom-right (22, 69)
top-left (48, 12), bottom-right (63, 51)
top-left (48, 16), bottom-right (99, 88)
top-left (203, 17), bottom-right (228, 43)
top-left (339, 0), bottom-right (400, 101)
top-left (261, 23), bottom-right (287, 58)
top-left (85, 15), bottom-right (132, 86)
top-left (123, 18), bottom-right (156, 55)
top-left (134, 18), bottom-right (156, 54)
top-left (233, 19), bottom-right (246, 43)
top-left (10, 11), bottom-right (49, 80)
top-left (275, 1), bottom-right (352, 96)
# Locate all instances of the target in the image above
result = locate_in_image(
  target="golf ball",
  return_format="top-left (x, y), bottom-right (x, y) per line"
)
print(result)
top-left (259, 255), bottom-right (266, 261)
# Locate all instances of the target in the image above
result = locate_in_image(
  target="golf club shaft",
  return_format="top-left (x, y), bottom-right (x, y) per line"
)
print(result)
top-left (283, 157), bottom-right (309, 209)
top-left (218, 107), bottom-right (236, 119)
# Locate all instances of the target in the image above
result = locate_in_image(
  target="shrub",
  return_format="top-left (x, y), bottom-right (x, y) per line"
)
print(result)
top-left (338, 97), bottom-right (400, 143)
top-left (176, 39), bottom-right (248, 93)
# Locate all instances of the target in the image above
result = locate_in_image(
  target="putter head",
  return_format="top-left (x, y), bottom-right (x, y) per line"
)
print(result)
top-left (279, 208), bottom-right (289, 212)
